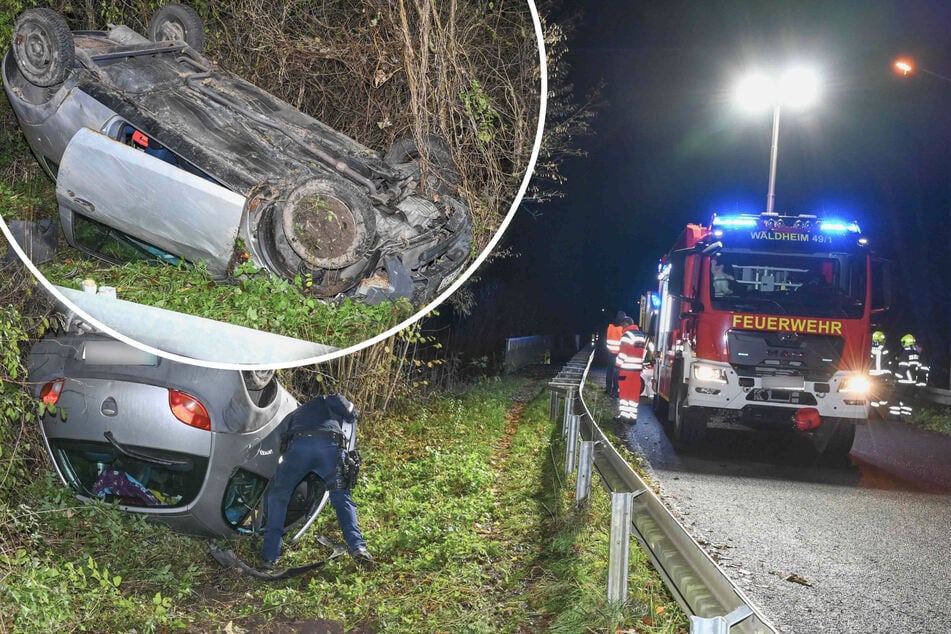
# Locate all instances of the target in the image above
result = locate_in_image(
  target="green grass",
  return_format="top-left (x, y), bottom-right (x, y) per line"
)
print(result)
top-left (1, 376), bottom-right (688, 633)
top-left (908, 403), bottom-right (951, 436)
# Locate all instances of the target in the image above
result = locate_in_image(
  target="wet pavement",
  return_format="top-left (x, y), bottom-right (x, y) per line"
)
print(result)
top-left (586, 366), bottom-right (951, 633)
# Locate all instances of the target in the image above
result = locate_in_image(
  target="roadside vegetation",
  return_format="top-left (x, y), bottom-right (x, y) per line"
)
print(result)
top-left (905, 403), bottom-right (951, 436)
top-left (1, 365), bottom-right (687, 632)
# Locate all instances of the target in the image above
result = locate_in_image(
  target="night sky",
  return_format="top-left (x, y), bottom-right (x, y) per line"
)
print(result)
top-left (476, 0), bottom-right (951, 382)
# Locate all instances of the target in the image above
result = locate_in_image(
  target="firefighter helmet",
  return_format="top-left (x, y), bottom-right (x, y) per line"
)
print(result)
top-left (901, 334), bottom-right (916, 348)
top-left (872, 331), bottom-right (885, 345)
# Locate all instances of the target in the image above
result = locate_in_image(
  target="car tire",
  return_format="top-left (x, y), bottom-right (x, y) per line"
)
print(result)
top-left (12, 8), bottom-right (75, 87)
top-left (148, 3), bottom-right (205, 52)
top-left (242, 369), bottom-right (275, 391)
top-left (385, 134), bottom-right (461, 197)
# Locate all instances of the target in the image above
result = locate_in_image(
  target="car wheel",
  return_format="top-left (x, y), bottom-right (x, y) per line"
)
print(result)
top-left (242, 369), bottom-right (274, 391)
top-left (385, 134), bottom-right (461, 197)
top-left (12, 8), bottom-right (74, 87)
top-left (285, 474), bottom-right (328, 529)
top-left (148, 3), bottom-right (205, 52)
top-left (266, 178), bottom-right (377, 296)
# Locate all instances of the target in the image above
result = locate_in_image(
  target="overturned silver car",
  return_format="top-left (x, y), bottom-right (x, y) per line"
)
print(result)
top-left (4, 5), bottom-right (472, 302)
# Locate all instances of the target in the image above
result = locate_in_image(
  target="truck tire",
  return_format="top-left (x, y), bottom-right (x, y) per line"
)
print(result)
top-left (821, 420), bottom-right (855, 465)
top-left (12, 8), bottom-right (74, 87)
top-left (652, 393), bottom-right (669, 424)
top-left (676, 407), bottom-right (708, 447)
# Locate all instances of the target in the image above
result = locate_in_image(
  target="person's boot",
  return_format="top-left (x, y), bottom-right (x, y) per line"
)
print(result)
top-left (350, 547), bottom-right (375, 568)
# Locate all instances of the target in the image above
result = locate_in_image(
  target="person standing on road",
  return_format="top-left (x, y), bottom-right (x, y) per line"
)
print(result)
top-left (615, 318), bottom-right (648, 423)
top-left (605, 311), bottom-right (627, 397)
top-left (260, 393), bottom-right (372, 569)
top-left (869, 330), bottom-right (893, 411)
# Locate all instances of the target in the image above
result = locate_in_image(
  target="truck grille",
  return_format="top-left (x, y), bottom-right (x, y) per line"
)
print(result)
top-left (728, 330), bottom-right (843, 381)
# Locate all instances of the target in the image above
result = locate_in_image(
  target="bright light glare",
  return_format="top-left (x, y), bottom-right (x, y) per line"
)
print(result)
top-left (735, 67), bottom-right (820, 111)
top-left (779, 68), bottom-right (820, 109)
top-left (735, 73), bottom-right (775, 112)
top-left (894, 59), bottom-right (913, 76)
top-left (839, 375), bottom-right (871, 395)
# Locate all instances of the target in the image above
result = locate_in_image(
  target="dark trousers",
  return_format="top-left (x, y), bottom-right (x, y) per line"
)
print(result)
top-left (605, 354), bottom-right (619, 394)
top-left (261, 435), bottom-right (366, 562)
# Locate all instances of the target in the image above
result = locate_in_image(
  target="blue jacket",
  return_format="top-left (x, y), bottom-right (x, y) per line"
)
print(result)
top-left (280, 394), bottom-right (358, 444)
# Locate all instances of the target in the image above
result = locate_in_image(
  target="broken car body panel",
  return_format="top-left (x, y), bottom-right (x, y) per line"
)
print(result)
top-left (57, 127), bottom-right (246, 275)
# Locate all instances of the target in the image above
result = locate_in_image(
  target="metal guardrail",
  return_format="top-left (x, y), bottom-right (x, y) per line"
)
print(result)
top-left (504, 335), bottom-right (551, 373)
top-left (921, 386), bottom-right (951, 406)
top-left (548, 346), bottom-right (777, 634)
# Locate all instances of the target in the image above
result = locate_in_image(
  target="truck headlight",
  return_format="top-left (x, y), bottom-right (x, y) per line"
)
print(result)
top-left (693, 364), bottom-right (727, 384)
top-left (838, 375), bottom-right (871, 395)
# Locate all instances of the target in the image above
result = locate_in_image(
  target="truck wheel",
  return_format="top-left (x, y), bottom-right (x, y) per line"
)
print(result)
top-left (652, 393), bottom-right (669, 425)
top-left (385, 134), bottom-right (460, 197)
top-left (148, 4), bottom-right (205, 52)
top-left (676, 407), bottom-right (707, 447)
top-left (12, 8), bottom-right (74, 87)
top-left (821, 421), bottom-right (855, 465)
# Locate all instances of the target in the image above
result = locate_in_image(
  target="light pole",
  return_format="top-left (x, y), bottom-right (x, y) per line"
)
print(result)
top-left (735, 68), bottom-right (820, 214)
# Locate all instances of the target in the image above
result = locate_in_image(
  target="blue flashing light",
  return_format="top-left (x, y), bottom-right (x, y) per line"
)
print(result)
top-left (711, 215), bottom-right (757, 228)
top-left (650, 292), bottom-right (661, 309)
top-left (818, 219), bottom-right (861, 234)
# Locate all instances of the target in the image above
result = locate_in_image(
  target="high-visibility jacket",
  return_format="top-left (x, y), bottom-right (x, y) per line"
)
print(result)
top-left (605, 323), bottom-right (624, 355)
top-left (616, 326), bottom-right (647, 371)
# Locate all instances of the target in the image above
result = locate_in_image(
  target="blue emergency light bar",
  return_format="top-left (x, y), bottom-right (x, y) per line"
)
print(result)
top-left (711, 215), bottom-right (758, 228)
top-left (711, 213), bottom-right (862, 234)
top-left (817, 220), bottom-right (862, 234)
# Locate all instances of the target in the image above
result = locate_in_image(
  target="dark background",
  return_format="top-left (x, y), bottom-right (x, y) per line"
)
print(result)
top-left (459, 0), bottom-right (951, 384)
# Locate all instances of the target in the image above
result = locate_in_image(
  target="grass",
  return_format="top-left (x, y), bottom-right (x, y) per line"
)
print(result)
top-left (907, 403), bottom-right (951, 436)
top-left (1, 375), bottom-right (689, 633)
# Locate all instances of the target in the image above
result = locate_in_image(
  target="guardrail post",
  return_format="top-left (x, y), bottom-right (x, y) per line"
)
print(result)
top-left (564, 414), bottom-right (580, 474)
top-left (562, 387), bottom-right (576, 432)
top-left (607, 491), bottom-right (634, 604)
top-left (576, 440), bottom-right (595, 507)
top-left (549, 389), bottom-right (560, 421)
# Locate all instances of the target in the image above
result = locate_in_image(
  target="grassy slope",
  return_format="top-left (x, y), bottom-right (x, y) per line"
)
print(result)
top-left (1, 376), bottom-right (687, 633)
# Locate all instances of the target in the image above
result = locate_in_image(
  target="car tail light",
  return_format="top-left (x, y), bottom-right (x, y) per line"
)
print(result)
top-left (40, 379), bottom-right (65, 405)
top-left (168, 390), bottom-right (211, 431)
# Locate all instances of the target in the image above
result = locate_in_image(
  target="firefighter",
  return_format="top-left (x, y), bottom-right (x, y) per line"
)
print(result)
top-left (604, 311), bottom-right (627, 397)
top-left (869, 330), bottom-right (893, 412)
top-left (890, 334), bottom-right (930, 419)
top-left (615, 317), bottom-right (648, 423)
top-left (896, 334), bottom-right (930, 387)
top-left (260, 393), bottom-right (372, 570)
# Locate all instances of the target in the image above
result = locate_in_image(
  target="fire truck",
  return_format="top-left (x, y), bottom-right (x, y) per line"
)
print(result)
top-left (650, 212), bottom-right (886, 458)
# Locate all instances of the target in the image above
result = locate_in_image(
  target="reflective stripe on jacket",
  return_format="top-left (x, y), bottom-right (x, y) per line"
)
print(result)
top-left (616, 327), bottom-right (647, 371)
top-left (606, 323), bottom-right (624, 354)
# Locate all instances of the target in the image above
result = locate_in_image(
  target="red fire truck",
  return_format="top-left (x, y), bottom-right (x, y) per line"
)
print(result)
top-left (650, 212), bottom-right (886, 458)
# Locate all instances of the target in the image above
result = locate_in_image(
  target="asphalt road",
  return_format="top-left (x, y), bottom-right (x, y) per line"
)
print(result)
top-left (611, 399), bottom-right (951, 633)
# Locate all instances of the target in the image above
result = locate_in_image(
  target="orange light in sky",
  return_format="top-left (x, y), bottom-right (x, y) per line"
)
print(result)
top-left (894, 59), bottom-right (914, 76)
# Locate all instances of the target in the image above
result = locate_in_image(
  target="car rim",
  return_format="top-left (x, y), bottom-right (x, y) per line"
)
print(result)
top-left (17, 23), bottom-right (53, 77)
top-left (156, 20), bottom-right (186, 42)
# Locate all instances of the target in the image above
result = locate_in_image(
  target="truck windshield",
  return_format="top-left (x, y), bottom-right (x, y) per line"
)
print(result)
top-left (709, 251), bottom-right (866, 319)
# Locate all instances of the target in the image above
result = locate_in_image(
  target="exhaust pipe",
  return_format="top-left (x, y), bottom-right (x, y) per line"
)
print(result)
top-left (793, 407), bottom-right (822, 431)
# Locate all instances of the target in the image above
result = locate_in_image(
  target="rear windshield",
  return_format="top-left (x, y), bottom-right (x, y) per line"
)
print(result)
top-left (50, 440), bottom-right (208, 508)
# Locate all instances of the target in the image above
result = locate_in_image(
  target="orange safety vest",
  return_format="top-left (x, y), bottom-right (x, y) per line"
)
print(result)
top-left (606, 323), bottom-right (624, 354)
